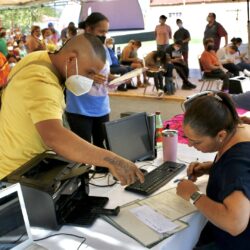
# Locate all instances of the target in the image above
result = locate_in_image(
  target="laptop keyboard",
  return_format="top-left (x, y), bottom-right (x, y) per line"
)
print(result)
top-left (125, 161), bottom-right (186, 195)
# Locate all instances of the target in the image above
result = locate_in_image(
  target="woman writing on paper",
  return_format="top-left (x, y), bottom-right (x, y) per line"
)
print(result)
top-left (177, 92), bottom-right (250, 250)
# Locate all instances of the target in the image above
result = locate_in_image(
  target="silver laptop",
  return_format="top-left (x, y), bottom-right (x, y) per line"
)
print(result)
top-left (0, 183), bottom-right (47, 250)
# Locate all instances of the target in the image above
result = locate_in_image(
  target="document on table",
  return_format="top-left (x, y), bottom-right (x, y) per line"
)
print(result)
top-left (139, 188), bottom-right (197, 221)
top-left (103, 188), bottom-right (198, 248)
top-left (130, 205), bottom-right (179, 234)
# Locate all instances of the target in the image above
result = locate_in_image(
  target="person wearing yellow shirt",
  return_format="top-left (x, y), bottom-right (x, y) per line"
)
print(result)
top-left (0, 33), bottom-right (144, 185)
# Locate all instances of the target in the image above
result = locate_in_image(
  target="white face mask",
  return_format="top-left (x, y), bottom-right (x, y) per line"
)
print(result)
top-left (107, 44), bottom-right (113, 49)
top-left (65, 58), bottom-right (94, 96)
top-left (9, 62), bottom-right (16, 69)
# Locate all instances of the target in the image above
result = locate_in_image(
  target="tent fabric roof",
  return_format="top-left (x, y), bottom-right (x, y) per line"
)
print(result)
top-left (150, 0), bottom-right (241, 5)
top-left (0, 0), bottom-right (55, 8)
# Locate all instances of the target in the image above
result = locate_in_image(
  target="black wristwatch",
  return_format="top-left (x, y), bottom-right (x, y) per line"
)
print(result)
top-left (189, 191), bottom-right (203, 205)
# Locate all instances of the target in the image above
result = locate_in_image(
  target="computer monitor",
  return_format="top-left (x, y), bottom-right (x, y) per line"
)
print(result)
top-left (0, 184), bottom-right (32, 250)
top-left (104, 112), bottom-right (154, 162)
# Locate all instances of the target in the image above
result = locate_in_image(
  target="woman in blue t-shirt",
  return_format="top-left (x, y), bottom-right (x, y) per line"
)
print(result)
top-left (66, 12), bottom-right (111, 172)
top-left (177, 92), bottom-right (250, 250)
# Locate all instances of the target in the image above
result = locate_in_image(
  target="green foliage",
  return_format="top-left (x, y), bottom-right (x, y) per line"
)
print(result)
top-left (0, 6), bottom-right (60, 33)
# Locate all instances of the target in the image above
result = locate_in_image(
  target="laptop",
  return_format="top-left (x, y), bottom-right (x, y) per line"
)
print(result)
top-left (0, 183), bottom-right (47, 250)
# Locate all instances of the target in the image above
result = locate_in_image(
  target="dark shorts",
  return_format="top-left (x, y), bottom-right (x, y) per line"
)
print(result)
top-left (120, 61), bottom-right (132, 66)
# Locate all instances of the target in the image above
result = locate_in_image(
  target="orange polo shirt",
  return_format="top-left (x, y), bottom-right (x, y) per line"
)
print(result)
top-left (200, 50), bottom-right (220, 72)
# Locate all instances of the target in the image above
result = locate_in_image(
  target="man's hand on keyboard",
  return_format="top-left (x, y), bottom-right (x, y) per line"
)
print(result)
top-left (104, 156), bottom-right (145, 186)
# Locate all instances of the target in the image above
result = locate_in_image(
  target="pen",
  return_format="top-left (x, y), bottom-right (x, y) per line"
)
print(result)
top-left (173, 175), bottom-right (191, 183)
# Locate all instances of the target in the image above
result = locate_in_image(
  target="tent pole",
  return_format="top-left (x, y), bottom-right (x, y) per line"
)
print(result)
top-left (248, 0), bottom-right (250, 59)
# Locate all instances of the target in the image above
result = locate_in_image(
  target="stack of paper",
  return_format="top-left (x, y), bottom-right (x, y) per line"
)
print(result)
top-left (103, 188), bottom-right (197, 248)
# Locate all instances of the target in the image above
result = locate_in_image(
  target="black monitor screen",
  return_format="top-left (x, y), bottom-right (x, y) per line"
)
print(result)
top-left (104, 112), bottom-right (153, 162)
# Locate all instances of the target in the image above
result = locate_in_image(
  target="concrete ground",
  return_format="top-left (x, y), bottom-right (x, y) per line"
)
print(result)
top-left (109, 68), bottom-right (220, 121)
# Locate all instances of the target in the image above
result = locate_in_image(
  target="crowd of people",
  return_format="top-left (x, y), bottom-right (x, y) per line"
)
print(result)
top-left (0, 12), bottom-right (249, 95)
top-left (0, 10), bottom-right (250, 250)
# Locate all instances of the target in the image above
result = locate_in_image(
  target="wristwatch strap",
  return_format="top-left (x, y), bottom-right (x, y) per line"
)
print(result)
top-left (189, 191), bottom-right (203, 205)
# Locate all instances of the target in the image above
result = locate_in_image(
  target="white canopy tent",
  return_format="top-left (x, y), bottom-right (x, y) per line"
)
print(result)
top-left (0, 0), bottom-right (50, 7)
top-left (0, 0), bottom-right (80, 8)
top-left (1, 0), bottom-right (249, 56)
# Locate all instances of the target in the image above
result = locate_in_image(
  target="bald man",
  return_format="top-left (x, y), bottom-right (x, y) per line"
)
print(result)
top-left (0, 33), bottom-right (144, 185)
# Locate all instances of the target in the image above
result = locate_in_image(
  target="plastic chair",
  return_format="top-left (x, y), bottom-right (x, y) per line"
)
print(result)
top-left (198, 56), bottom-right (222, 91)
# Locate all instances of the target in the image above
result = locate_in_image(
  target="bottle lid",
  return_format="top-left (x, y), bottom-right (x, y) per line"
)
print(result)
top-left (155, 111), bottom-right (161, 115)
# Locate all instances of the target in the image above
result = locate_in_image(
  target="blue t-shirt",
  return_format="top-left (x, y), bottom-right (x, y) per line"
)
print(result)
top-left (203, 142), bottom-right (250, 250)
top-left (66, 47), bottom-right (111, 117)
top-left (107, 48), bottom-right (119, 66)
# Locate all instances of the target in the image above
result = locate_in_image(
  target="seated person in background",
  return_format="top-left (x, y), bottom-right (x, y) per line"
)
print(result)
top-left (6, 54), bottom-right (17, 69)
top-left (177, 92), bottom-right (250, 250)
top-left (144, 50), bottom-right (175, 96)
top-left (232, 91), bottom-right (250, 124)
top-left (105, 38), bottom-right (136, 91)
top-left (231, 37), bottom-right (250, 76)
top-left (216, 45), bottom-right (240, 77)
top-left (15, 40), bottom-right (27, 59)
top-left (200, 38), bottom-right (229, 91)
top-left (25, 25), bottom-right (46, 53)
top-left (120, 40), bottom-right (149, 87)
top-left (41, 28), bottom-right (57, 53)
top-left (0, 51), bottom-right (10, 88)
top-left (61, 22), bottom-right (76, 44)
top-left (166, 40), bottom-right (196, 90)
top-left (66, 26), bottom-right (77, 40)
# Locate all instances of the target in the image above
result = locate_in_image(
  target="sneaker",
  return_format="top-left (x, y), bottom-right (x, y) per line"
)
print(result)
top-left (127, 84), bottom-right (138, 90)
top-left (117, 84), bottom-right (127, 91)
top-left (182, 82), bottom-right (196, 90)
top-left (157, 89), bottom-right (164, 96)
top-left (243, 69), bottom-right (250, 77)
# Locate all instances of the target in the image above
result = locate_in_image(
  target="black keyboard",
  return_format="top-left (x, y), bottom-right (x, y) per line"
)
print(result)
top-left (125, 161), bottom-right (186, 195)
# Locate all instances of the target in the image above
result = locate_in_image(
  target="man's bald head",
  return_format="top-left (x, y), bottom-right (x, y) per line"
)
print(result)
top-left (50, 33), bottom-right (106, 80)
top-left (61, 33), bottom-right (106, 63)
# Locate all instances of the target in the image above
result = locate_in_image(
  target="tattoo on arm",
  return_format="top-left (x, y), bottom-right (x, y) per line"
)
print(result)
top-left (104, 156), bottom-right (131, 173)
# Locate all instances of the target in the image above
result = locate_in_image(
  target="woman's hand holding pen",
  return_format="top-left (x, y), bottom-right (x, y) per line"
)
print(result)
top-left (187, 161), bottom-right (213, 182)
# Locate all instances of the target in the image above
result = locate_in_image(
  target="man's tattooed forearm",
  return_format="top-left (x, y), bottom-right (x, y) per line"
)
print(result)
top-left (104, 156), bottom-right (130, 172)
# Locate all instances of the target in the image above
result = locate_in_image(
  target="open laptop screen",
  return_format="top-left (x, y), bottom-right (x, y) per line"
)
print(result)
top-left (0, 189), bottom-right (28, 250)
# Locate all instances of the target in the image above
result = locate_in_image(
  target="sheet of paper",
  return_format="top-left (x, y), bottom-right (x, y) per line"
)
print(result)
top-left (130, 205), bottom-right (179, 234)
top-left (139, 188), bottom-right (197, 221)
top-left (108, 68), bottom-right (146, 86)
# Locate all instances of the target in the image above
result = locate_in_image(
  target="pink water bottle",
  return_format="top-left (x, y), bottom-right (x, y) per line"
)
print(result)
top-left (162, 129), bottom-right (178, 162)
